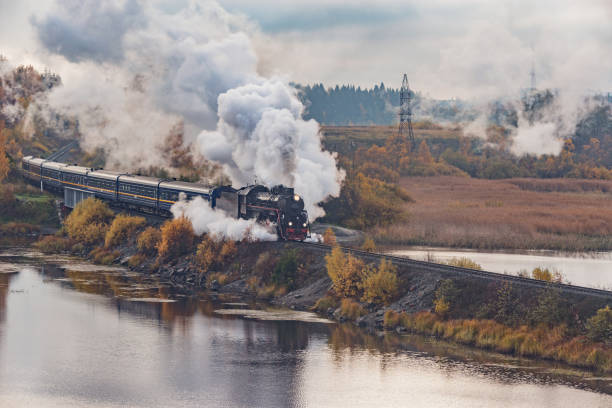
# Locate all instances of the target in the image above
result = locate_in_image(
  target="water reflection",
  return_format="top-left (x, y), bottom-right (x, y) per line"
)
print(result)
top-left (0, 248), bottom-right (610, 407)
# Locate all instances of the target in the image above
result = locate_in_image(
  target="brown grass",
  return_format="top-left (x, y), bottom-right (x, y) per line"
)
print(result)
top-left (34, 235), bottom-right (72, 253)
top-left (374, 176), bottom-right (612, 250)
top-left (383, 310), bottom-right (612, 373)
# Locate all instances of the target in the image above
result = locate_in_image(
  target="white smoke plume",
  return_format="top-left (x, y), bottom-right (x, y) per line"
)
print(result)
top-left (198, 79), bottom-right (343, 219)
top-left (29, 0), bottom-right (343, 230)
top-left (463, 90), bottom-right (596, 156)
top-left (171, 195), bottom-right (276, 241)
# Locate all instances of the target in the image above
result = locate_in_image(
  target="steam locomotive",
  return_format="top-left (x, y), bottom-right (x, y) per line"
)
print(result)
top-left (21, 156), bottom-right (310, 241)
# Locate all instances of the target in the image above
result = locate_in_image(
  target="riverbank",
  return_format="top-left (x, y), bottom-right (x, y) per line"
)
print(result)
top-left (31, 231), bottom-right (612, 374)
top-left (2, 251), bottom-right (610, 406)
top-left (4, 194), bottom-right (612, 375)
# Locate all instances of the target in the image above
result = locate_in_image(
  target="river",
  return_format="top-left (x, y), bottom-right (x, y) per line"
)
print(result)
top-left (0, 247), bottom-right (610, 407)
top-left (387, 247), bottom-right (612, 289)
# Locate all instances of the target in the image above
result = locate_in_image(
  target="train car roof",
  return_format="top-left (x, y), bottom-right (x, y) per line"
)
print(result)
top-left (22, 155), bottom-right (33, 162)
top-left (89, 169), bottom-right (122, 180)
top-left (29, 158), bottom-right (45, 166)
top-left (62, 165), bottom-right (89, 175)
top-left (42, 161), bottom-right (70, 171)
top-left (159, 180), bottom-right (214, 195)
top-left (118, 174), bottom-right (161, 187)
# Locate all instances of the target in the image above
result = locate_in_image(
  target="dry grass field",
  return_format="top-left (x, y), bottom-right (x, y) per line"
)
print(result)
top-left (373, 176), bottom-right (612, 251)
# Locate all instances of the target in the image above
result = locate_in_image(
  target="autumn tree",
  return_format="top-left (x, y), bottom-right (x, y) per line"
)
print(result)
top-left (361, 259), bottom-right (399, 305)
top-left (361, 237), bottom-right (376, 252)
top-left (64, 198), bottom-right (115, 246)
top-left (325, 246), bottom-right (365, 298)
top-left (586, 306), bottom-right (612, 345)
top-left (137, 227), bottom-right (162, 255)
top-left (323, 227), bottom-right (337, 245)
top-left (157, 217), bottom-right (195, 259)
top-left (417, 140), bottom-right (434, 164)
top-left (104, 214), bottom-right (146, 248)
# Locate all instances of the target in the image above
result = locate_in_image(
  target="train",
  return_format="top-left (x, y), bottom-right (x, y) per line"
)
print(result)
top-left (21, 156), bottom-right (310, 241)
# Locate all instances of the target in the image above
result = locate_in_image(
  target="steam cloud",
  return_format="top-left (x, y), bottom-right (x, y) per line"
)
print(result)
top-left (30, 0), bottom-right (344, 231)
top-left (171, 194), bottom-right (276, 241)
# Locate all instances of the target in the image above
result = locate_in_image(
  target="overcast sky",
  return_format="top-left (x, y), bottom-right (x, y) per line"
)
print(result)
top-left (1, 0), bottom-right (610, 99)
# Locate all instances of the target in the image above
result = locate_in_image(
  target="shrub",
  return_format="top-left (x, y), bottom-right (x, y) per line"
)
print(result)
top-left (64, 198), bottom-right (114, 246)
top-left (434, 298), bottom-right (450, 317)
top-left (104, 214), bottom-right (146, 248)
top-left (323, 227), bottom-right (336, 245)
top-left (529, 289), bottom-right (566, 327)
top-left (531, 267), bottom-right (564, 283)
top-left (207, 272), bottom-right (231, 286)
top-left (195, 234), bottom-right (217, 273)
top-left (361, 237), bottom-right (376, 252)
top-left (383, 310), bottom-right (401, 329)
top-left (71, 242), bottom-right (85, 254)
top-left (586, 306), bottom-right (612, 345)
top-left (339, 298), bottom-right (366, 321)
top-left (447, 257), bottom-right (482, 270)
top-left (271, 249), bottom-right (298, 289)
top-left (195, 235), bottom-right (238, 273)
top-left (157, 217), bottom-right (195, 259)
top-left (256, 283), bottom-right (284, 299)
top-left (361, 259), bottom-right (399, 305)
top-left (128, 253), bottom-right (146, 268)
top-left (532, 267), bottom-right (553, 281)
top-left (312, 296), bottom-right (338, 313)
top-left (90, 247), bottom-right (120, 265)
top-left (34, 235), bottom-right (71, 253)
top-left (326, 246), bottom-right (365, 298)
top-left (0, 221), bottom-right (40, 236)
top-left (219, 240), bottom-right (237, 260)
top-left (137, 227), bottom-right (161, 255)
top-left (253, 251), bottom-right (276, 277)
top-left (433, 279), bottom-right (460, 317)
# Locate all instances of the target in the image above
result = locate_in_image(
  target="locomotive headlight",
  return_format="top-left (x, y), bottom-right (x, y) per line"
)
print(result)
top-left (293, 194), bottom-right (300, 201)
top-left (288, 221), bottom-right (293, 226)
top-left (302, 223), bottom-right (307, 227)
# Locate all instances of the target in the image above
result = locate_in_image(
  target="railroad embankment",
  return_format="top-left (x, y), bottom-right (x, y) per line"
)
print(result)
top-left (25, 197), bottom-right (612, 374)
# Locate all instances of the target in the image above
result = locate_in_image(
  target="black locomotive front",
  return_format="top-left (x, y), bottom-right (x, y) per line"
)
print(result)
top-left (273, 186), bottom-right (309, 241)
top-left (238, 185), bottom-right (309, 241)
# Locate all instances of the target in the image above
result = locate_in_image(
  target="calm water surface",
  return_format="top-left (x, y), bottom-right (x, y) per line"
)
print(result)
top-left (0, 247), bottom-right (610, 407)
top-left (388, 247), bottom-right (612, 289)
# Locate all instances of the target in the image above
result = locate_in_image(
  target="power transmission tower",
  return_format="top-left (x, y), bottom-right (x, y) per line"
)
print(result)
top-left (529, 62), bottom-right (536, 92)
top-left (398, 73), bottom-right (415, 148)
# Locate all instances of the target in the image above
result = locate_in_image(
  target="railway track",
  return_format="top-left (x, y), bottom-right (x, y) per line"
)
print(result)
top-left (296, 241), bottom-right (612, 300)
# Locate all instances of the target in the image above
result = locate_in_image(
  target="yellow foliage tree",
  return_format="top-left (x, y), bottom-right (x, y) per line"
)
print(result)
top-left (447, 257), bottom-right (482, 270)
top-left (64, 198), bottom-right (115, 246)
top-left (361, 259), bottom-right (399, 305)
top-left (137, 226), bottom-right (161, 255)
top-left (361, 237), bottom-right (376, 252)
top-left (104, 214), bottom-right (146, 248)
top-left (157, 217), bottom-right (195, 259)
top-left (325, 246), bottom-right (365, 298)
top-left (530, 267), bottom-right (563, 283)
top-left (195, 235), bottom-right (238, 273)
top-left (417, 140), bottom-right (434, 164)
top-left (323, 227), bottom-right (337, 245)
